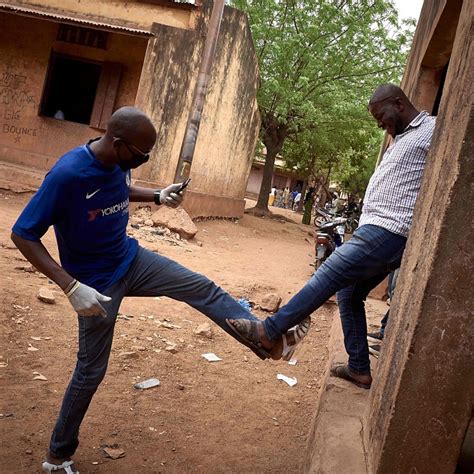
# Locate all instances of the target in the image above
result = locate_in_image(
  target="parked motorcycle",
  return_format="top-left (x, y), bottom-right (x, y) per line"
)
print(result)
top-left (314, 217), bottom-right (347, 270)
top-left (313, 207), bottom-right (338, 227)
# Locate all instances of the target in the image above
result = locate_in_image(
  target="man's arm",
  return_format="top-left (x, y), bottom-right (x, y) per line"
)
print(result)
top-left (129, 183), bottom-right (185, 208)
top-left (11, 232), bottom-right (111, 317)
top-left (129, 185), bottom-right (154, 202)
top-left (11, 232), bottom-right (74, 290)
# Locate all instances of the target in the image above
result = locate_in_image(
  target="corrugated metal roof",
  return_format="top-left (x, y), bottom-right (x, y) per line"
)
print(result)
top-left (0, 3), bottom-right (154, 36)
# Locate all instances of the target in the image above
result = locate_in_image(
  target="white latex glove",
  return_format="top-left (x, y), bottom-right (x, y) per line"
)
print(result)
top-left (160, 183), bottom-right (184, 208)
top-left (67, 282), bottom-right (112, 317)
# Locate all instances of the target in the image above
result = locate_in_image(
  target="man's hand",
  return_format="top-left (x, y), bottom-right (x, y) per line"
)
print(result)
top-left (159, 183), bottom-right (185, 208)
top-left (67, 282), bottom-right (112, 317)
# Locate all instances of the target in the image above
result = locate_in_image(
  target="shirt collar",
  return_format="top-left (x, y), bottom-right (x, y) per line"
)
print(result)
top-left (404, 111), bottom-right (429, 132)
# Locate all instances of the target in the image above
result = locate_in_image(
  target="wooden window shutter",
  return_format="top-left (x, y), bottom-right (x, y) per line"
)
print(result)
top-left (90, 62), bottom-right (122, 130)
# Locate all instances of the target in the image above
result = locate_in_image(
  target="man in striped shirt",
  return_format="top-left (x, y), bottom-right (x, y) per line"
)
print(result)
top-left (227, 84), bottom-right (436, 389)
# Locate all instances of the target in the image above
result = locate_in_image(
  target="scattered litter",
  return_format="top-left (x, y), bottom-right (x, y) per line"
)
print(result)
top-left (149, 426), bottom-right (157, 431)
top-left (102, 444), bottom-right (125, 460)
top-left (27, 344), bottom-right (39, 352)
top-left (0, 362), bottom-right (8, 368)
top-left (0, 413), bottom-right (14, 418)
top-left (201, 353), bottom-right (222, 362)
top-left (237, 298), bottom-right (252, 312)
top-left (134, 378), bottom-right (160, 390)
top-left (92, 461), bottom-right (99, 465)
top-left (288, 358), bottom-right (298, 366)
top-left (30, 336), bottom-right (42, 341)
top-left (33, 372), bottom-right (47, 381)
top-left (277, 374), bottom-right (297, 387)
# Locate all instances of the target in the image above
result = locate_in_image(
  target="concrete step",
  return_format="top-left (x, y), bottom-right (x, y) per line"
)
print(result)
top-left (0, 160), bottom-right (45, 193)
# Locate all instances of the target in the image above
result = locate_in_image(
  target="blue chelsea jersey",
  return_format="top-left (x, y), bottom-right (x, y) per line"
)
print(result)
top-left (12, 144), bottom-right (138, 292)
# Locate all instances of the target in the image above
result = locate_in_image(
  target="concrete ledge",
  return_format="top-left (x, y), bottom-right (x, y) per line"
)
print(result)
top-left (0, 160), bottom-right (45, 192)
top-left (304, 315), bottom-right (369, 473)
top-left (303, 299), bottom-right (386, 473)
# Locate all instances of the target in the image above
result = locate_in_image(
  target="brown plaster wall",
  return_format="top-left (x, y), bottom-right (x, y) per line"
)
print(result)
top-left (0, 12), bottom-right (148, 170)
top-left (367, 0), bottom-right (474, 471)
top-left (134, 0), bottom-right (260, 217)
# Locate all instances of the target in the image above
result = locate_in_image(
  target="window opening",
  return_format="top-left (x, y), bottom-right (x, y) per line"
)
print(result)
top-left (40, 53), bottom-right (102, 125)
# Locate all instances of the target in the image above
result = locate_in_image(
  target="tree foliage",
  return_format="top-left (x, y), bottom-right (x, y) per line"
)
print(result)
top-left (231, 0), bottom-right (414, 211)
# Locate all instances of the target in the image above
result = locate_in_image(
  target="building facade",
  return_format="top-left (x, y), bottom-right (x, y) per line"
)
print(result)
top-left (0, 0), bottom-right (260, 217)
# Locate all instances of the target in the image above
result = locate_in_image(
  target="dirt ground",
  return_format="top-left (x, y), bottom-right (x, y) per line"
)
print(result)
top-left (0, 193), bottom-right (336, 473)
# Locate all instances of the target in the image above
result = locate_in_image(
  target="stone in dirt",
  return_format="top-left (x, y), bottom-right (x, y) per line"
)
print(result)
top-left (1, 241), bottom-right (17, 249)
top-left (193, 322), bottom-right (213, 339)
top-left (165, 344), bottom-right (178, 353)
top-left (37, 287), bottom-right (55, 304)
top-left (259, 293), bottom-right (282, 312)
top-left (102, 445), bottom-right (125, 460)
top-left (151, 207), bottom-right (198, 240)
top-left (118, 351), bottom-right (139, 359)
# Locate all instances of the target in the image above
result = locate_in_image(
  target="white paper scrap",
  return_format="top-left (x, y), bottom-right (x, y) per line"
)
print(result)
top-left (288, 358), bottom-right (298, 366)
top-left (277, 374), bottom-right (297, 387)
top-left (201, 353), bottom-right (222, 362)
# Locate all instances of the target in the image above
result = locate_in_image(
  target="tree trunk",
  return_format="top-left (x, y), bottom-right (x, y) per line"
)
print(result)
top-left (251, 114), bottom-right (288, 214)
top-left (256, 145), bottom-right (277, 210)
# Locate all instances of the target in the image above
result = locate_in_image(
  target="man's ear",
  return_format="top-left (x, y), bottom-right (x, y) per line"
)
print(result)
top-left (394, 97), bottom-right (404, 112)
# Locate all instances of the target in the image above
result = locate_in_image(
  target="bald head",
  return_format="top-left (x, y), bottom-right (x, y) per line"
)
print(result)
top-left (107, 106), bottom-right (157, 151)
top-left (369, 84), bottom-right (411, 107)
top-left (368, 84), bottom-right (419, 138)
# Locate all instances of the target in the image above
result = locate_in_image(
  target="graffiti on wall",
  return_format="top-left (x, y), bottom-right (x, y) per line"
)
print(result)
top-left (0, 66), bottom-right (38, 143)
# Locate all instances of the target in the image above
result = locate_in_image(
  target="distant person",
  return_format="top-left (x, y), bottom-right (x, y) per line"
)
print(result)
top-left (283, 186), bottom-right (290, 208)
top-left (276, 187), bottom-right (284, 207)
top-left (227, 84), bottom-right (436, 390)
top-left (293, 191), bottom-right (301, 211)
top-left (268, 187), bottom-right (276, 206)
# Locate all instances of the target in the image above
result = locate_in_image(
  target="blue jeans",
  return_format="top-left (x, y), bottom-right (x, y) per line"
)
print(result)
top-left (49, 247), bottom-right (258, 458)
top-left (264, 225), bottom-right (406, 375)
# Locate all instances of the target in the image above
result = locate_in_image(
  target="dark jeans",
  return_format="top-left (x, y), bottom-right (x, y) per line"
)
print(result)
top-left (49, 247), bottom-right (258, 458)
top-left (264, 225), bottom-right (406, 375)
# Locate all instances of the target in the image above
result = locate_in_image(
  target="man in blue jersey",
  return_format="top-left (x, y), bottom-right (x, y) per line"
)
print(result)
top-left (11, 107), bottom-right (309, 473)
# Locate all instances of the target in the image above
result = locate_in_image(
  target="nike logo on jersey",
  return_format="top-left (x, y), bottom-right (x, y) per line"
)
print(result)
top-left (86, 189), bottom-right (101, 199)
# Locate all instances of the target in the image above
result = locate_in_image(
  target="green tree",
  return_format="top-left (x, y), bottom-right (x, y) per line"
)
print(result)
top-left (232, 0), bottom-right (413, 214)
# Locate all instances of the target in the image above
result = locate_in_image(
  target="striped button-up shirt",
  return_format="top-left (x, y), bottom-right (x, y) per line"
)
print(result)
top-left (359, 111), bottom-right (436, 237)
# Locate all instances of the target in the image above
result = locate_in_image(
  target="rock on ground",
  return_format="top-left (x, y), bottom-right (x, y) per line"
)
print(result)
top-left (37, 287), bottom-right (56, 304)
top-left (193, 322), bottom-right (213, 339)
top-left (151, 207), bottom-right (198, 240)
top-left (260, 293), bottom-right (282, 312)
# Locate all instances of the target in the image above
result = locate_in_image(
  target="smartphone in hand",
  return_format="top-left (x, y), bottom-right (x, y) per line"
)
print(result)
top-left (177, 178), bottom-right (191, 193)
